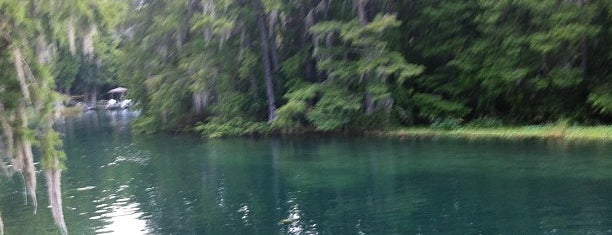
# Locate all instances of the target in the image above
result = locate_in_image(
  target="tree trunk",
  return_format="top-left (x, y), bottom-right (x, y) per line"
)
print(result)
top-left (268, 14), bottom-right (282, 104)
top-left (91, 86), bottom-right (98, 104)
top-left (268, 11), bottom-right (281, 72)
top-left (365, 92), bottom-right (375, 115)
top-left (356, 0), bottom-right (375, 115)
top-left (356, 0), bottom-right (369, 25)
top-left (258, 14), bottom-right (277, 122)
top-left (67, 17), bottom-right (76, 55)
top-left (82, 24), bottom-right (97, 58)
top-left (581, 36), bottom-right (588, 76)
top-left (193, 92), bottom-right (203, 115)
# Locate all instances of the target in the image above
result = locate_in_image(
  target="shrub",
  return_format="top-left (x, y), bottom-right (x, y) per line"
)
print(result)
top-left (132, 115), bottom-right (161, 134)
top-left (195, 117), bottom-right (269, 138)
top-left (273, 84), bottom-right (320, 133)
top-left (430, 118), bottom-right (462, 130)
top-left (306, 87), bottom-right (361, 131)
top-left (466, 117), bottom-right (503, 128)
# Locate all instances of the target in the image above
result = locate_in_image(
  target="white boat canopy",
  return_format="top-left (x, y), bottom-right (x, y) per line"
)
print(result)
top-left (107, 87), bottom-right (128, 94)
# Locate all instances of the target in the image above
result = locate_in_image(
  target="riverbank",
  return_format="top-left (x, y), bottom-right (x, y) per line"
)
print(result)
top-left (384, 126), bottom-right (612, 142)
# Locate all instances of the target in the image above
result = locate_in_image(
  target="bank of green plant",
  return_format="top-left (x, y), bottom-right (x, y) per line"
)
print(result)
top-left (195, 117), bottom-right (269, 138)
top-left (387, 125), bottom-right (612, 142)
top-left (465, 117), bottom-right (504, 128)
top-left (430, 118), bottom-right (463, 130)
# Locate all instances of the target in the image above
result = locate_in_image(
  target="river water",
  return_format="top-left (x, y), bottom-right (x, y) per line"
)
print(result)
top-left (1, 111), bottom-right (611, 234)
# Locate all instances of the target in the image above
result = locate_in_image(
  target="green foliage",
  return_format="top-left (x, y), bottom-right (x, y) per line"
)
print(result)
top-left (588, 91), bottom-right (612, 114)
top-left (430, 118), bottom-right (462, 130)
top-left (52, 48), bottom-right (81, 92)
top-left (306, 87), bottom-right (362, 131)
top-left (305, 10), bottom-right (426, 131)
top-left (273, 84), bottom-right (320, 132)
top-left (466, 117), bottom-right (504, 128)
top-left (280, 52), bottom-right (308, 84)
top-left (195, 117), bottom-right (268, 138)
top-left (403, 0), bottom-right (611, 124)
top-left (261, 0), bottom-right (284, 12)
top-left (274, 100), bottom-right (307, 131)
top-left (391, 126), bottom-right (612, 141)
top-left (534, 67), bottom-right (583, 89)
top-left (131, 114), bottom-right (162, 134)
top-left (353, 110), bottom-right (396, 131)
top-left (238, 49), bottom-right (259, 80)
top-left (118, 0), bottom-right (611, 138)
top-left (0, 0), bottom-right (118, 232)
top-left (39, 129), bottom-right (67, 170)
top-left (310, 14), bottom-right (424, 86)
top-left (412, 93), bottom-right (471, 119)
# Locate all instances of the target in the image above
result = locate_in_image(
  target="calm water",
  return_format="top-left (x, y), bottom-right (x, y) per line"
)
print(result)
top-left (1, 111), bottom-right (611, 234)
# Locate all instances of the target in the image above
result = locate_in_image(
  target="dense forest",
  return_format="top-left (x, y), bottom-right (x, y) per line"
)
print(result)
top-left (107, 0), bottom-right (612, 136)
top-left (0, 0), bottom-right (610, 232)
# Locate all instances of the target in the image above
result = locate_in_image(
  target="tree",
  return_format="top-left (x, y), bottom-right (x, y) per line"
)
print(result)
top-left (0, 1), bottom-right (67, 233)
top-left (0, 1), bottom-right (126, 234)
top-left (275, 0), bottom-right (424, 131)
top-left (119, 0), bottom-right (611, 136)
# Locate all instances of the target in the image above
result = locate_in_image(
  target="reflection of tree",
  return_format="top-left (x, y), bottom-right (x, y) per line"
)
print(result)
top-left (0, 176), bottom-right (57, 234)
top-left (42, 117), bottom-right (612, 234)
top-left (129, 137), bottom-right (283, 234)
top-left (60, 111), bottom-right (144, 234)
top-left (277, 138), bottom-right (426, 234)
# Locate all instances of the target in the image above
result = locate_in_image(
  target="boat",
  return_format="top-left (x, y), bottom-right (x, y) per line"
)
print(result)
top-left (106, 87), bottom-right (132, 110)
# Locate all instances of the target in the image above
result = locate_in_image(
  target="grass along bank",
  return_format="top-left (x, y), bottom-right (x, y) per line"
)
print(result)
top-left (385, 125), bottom-right (612, 142)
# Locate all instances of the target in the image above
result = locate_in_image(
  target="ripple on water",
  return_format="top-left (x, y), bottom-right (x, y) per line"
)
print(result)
top-left (238, 203), bottom-right (252, 227)
top-left (279, 197), bottom-right (320, 235)
top-left (75, 186), bottom-right (96, 191)
top-left (104, 147), bottom-right (151, 168)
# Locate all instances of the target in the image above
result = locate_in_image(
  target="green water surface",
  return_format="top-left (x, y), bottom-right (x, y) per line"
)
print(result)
top-left (1, 111), bottom-right (611, 234)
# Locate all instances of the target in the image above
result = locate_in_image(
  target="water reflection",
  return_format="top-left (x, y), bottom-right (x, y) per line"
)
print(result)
top-left (1, 111), bottom-right (611, 234)
top-left (280, 198), bottom-right (319, 235)
top-left (94, 199), bottom-right (148, 234)
top-left (238, 203), bottom-right (251, 226)
top-left (60, 110), bottom-right (150, 234)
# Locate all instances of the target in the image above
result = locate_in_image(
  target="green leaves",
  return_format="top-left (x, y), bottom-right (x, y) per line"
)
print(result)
top-left (310, 14), bottom-right (401, 47)
top-left (306, 86), bottom-right (362, 131)
top-left (261, 0), bottom-right (284, 13)
top-left (274, 84), bottom-right (320, 131)
top-left (534, 67), bottom-right (583, 89)
top-left (121, 0), bottom-right (611, 136)
top-left (190, 5), bottom-right (235, 38)
top-left (412, 93), bottom-right (471, 119)
top-left (195, 117), bottom-right (268, 138)
top-left (589, 90), bottom-right (612, 114)
top-left (308, 11), bottom-right (423, 125)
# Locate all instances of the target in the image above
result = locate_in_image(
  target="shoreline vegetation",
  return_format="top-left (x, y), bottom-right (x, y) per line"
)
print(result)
top-left (61, 108), bottom-right (611, 142)
top-left (190, 115), bottom-right (612, 141)
top-left (383, 126), bottom-right (612, 142)
top-left (61, 109), bottom-right (611, 142)
top-left (117, 1), bottom-right (611, 137)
